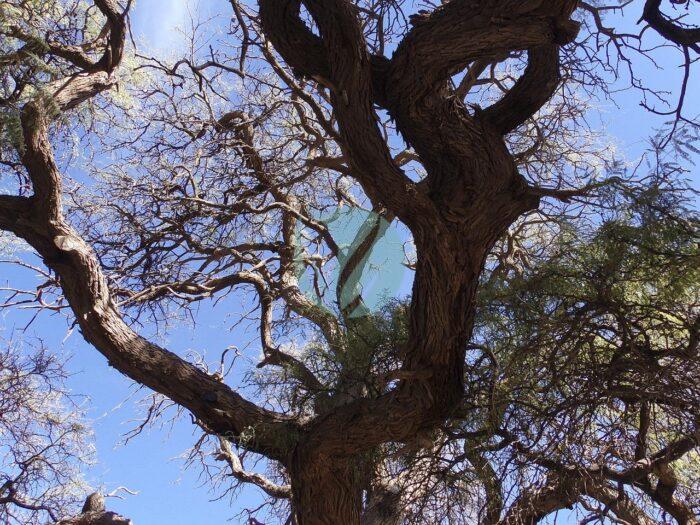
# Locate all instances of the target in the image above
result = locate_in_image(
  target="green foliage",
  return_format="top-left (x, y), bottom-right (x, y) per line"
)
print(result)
top-left (479, 182), bottom-right (698, 353)
top-left (0, 110), bottom-right (23, 151)
top-left (465, 178), bottom-right (700, 496)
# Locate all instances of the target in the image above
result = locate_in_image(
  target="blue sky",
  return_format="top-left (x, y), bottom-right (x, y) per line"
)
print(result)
top-left (1, 1), bottom-right (699, 524)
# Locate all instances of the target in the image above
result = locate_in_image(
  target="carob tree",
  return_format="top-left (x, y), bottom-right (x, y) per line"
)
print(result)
top-left (1, 0), bottom-right (699, 523)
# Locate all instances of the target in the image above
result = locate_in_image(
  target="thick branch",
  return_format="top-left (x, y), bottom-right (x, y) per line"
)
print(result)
top-left (6, 26), bottom-right (98, 70)
top-left (0, 195), bottom-right (31, 230)
top-left (0, 1), bottom-right (296, 461)
top-left (642, 0), bottom-right (700, 52)
top-left (257, 0), bottom-right (329, 80)
top-left (258, 0), bottom-right (434, 227)
top-left (388, 0), bottom-right (579, 104)
top-left (7, 139), bottom-right (292, 460)
top-left (21, 0), bottom-right (128, 113)
top-left (582, 482), bottom-right (656, 525)
top-left (480, 45), bottom-right (561, 135)
top-left (498, 473), bottom-right (581, 525)
top-left (499, 472), bottom-right (659, 525)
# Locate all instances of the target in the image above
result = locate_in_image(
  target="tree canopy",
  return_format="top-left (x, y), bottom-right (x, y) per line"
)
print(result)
top-left (0, 0), bottom-right (699, 523)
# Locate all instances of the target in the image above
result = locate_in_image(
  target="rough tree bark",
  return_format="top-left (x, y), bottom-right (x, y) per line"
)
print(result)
top-left (257, 0), bottom-right (578, 521)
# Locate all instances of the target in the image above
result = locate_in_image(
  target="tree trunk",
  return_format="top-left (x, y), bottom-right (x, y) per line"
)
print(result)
top-left (290, 454), bottom-right (366, 525)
